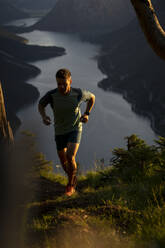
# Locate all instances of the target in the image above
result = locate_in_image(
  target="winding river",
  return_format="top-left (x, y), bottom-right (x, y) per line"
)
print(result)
top-left (11, 18), bottom-right (157, 172)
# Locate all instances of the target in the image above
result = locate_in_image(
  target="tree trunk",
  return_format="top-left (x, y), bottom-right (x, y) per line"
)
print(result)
top-left (0, 82), bottom-right (14, 145)
top-left (0, 82), bottom-right (14, 247)
top-left (131, 0), bottom-right (165, 60)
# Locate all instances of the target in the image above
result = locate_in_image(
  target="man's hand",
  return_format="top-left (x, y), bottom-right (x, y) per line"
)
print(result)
top-left (80, 114), bottom-right (89, 123)
top-left (42, 116), bottom-right (51, 125)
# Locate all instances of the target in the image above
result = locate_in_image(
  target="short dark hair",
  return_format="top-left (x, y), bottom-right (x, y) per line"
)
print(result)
top-left (56, 68), bottom-right (71, 79)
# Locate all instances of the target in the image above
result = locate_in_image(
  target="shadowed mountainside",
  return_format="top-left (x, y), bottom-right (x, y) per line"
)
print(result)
top-left (0, 0), bottom-right (29, 24)
top-left (34, 0), bottom-right (134, 33)
top-left (0, 27), bottom-right (65, 131)
top-left (14, 0), bottom-right (58, 11)
top-left (82, 1), bottom-right (165, 136)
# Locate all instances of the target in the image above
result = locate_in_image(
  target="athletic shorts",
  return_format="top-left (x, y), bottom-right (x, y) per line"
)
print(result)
top-left (55, 130), bottom-right (82, 151)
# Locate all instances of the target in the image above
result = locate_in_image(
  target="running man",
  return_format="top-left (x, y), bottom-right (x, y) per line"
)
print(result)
top-left (38, 69), bottom-right (95, 196)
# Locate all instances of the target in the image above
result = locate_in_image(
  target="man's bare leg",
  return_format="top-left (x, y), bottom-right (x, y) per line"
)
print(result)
top-left (57, 143), bottom-right (79, 195)
top-left (57, 148), bottom-right (69, 174)
top-left (66, 143), bottom-right (80, 195)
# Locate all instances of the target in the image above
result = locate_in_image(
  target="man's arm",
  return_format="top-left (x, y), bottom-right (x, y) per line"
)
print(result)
top-left (38, 103), bottom-right (51, 125)
top-left (38, 91), bottom-right (52, 125)
top-left (80, 93), bottom-right (95, 123)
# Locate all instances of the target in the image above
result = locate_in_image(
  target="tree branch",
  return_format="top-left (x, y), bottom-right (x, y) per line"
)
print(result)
top-left (131, 0), bottom-right (165, 60)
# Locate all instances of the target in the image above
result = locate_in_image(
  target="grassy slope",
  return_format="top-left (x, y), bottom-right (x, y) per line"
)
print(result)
top-left (22, 134), bottom-right (165, 248)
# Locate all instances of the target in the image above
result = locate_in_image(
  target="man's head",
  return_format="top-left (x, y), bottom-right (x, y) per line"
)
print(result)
top-left (56, 68), bottom-right (72, 95)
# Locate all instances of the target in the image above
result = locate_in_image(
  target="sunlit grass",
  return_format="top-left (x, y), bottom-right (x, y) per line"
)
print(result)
top-left (23, 134), bottom-right (165, 248)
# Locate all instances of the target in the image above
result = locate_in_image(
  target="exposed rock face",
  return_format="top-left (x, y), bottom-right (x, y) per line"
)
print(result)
top-left (35, 0), bottom-right (135, 32)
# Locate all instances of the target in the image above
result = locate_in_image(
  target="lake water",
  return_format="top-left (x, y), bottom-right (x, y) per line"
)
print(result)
top-left (11, 18), bottom-right (157, 172)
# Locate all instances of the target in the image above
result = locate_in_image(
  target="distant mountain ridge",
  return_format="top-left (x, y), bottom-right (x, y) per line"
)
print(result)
top-left (14, 0), bottom-right (58, 10)
top-left (35, 0), bottom-right (134, 32)
top-left (0, 0), bottom-right (29, 24)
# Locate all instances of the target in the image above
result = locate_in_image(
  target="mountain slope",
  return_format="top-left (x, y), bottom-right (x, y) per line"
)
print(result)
top-left (0, 0), bottom-right (29, 24)
top-left (35, 0), bottom-right (134, 32)
top-left (97, 6), bottom-right (165, 135)
top-left (0, 27), bottom-right (65, 131)
top-left (14, 0), bottom-right (58, 10)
